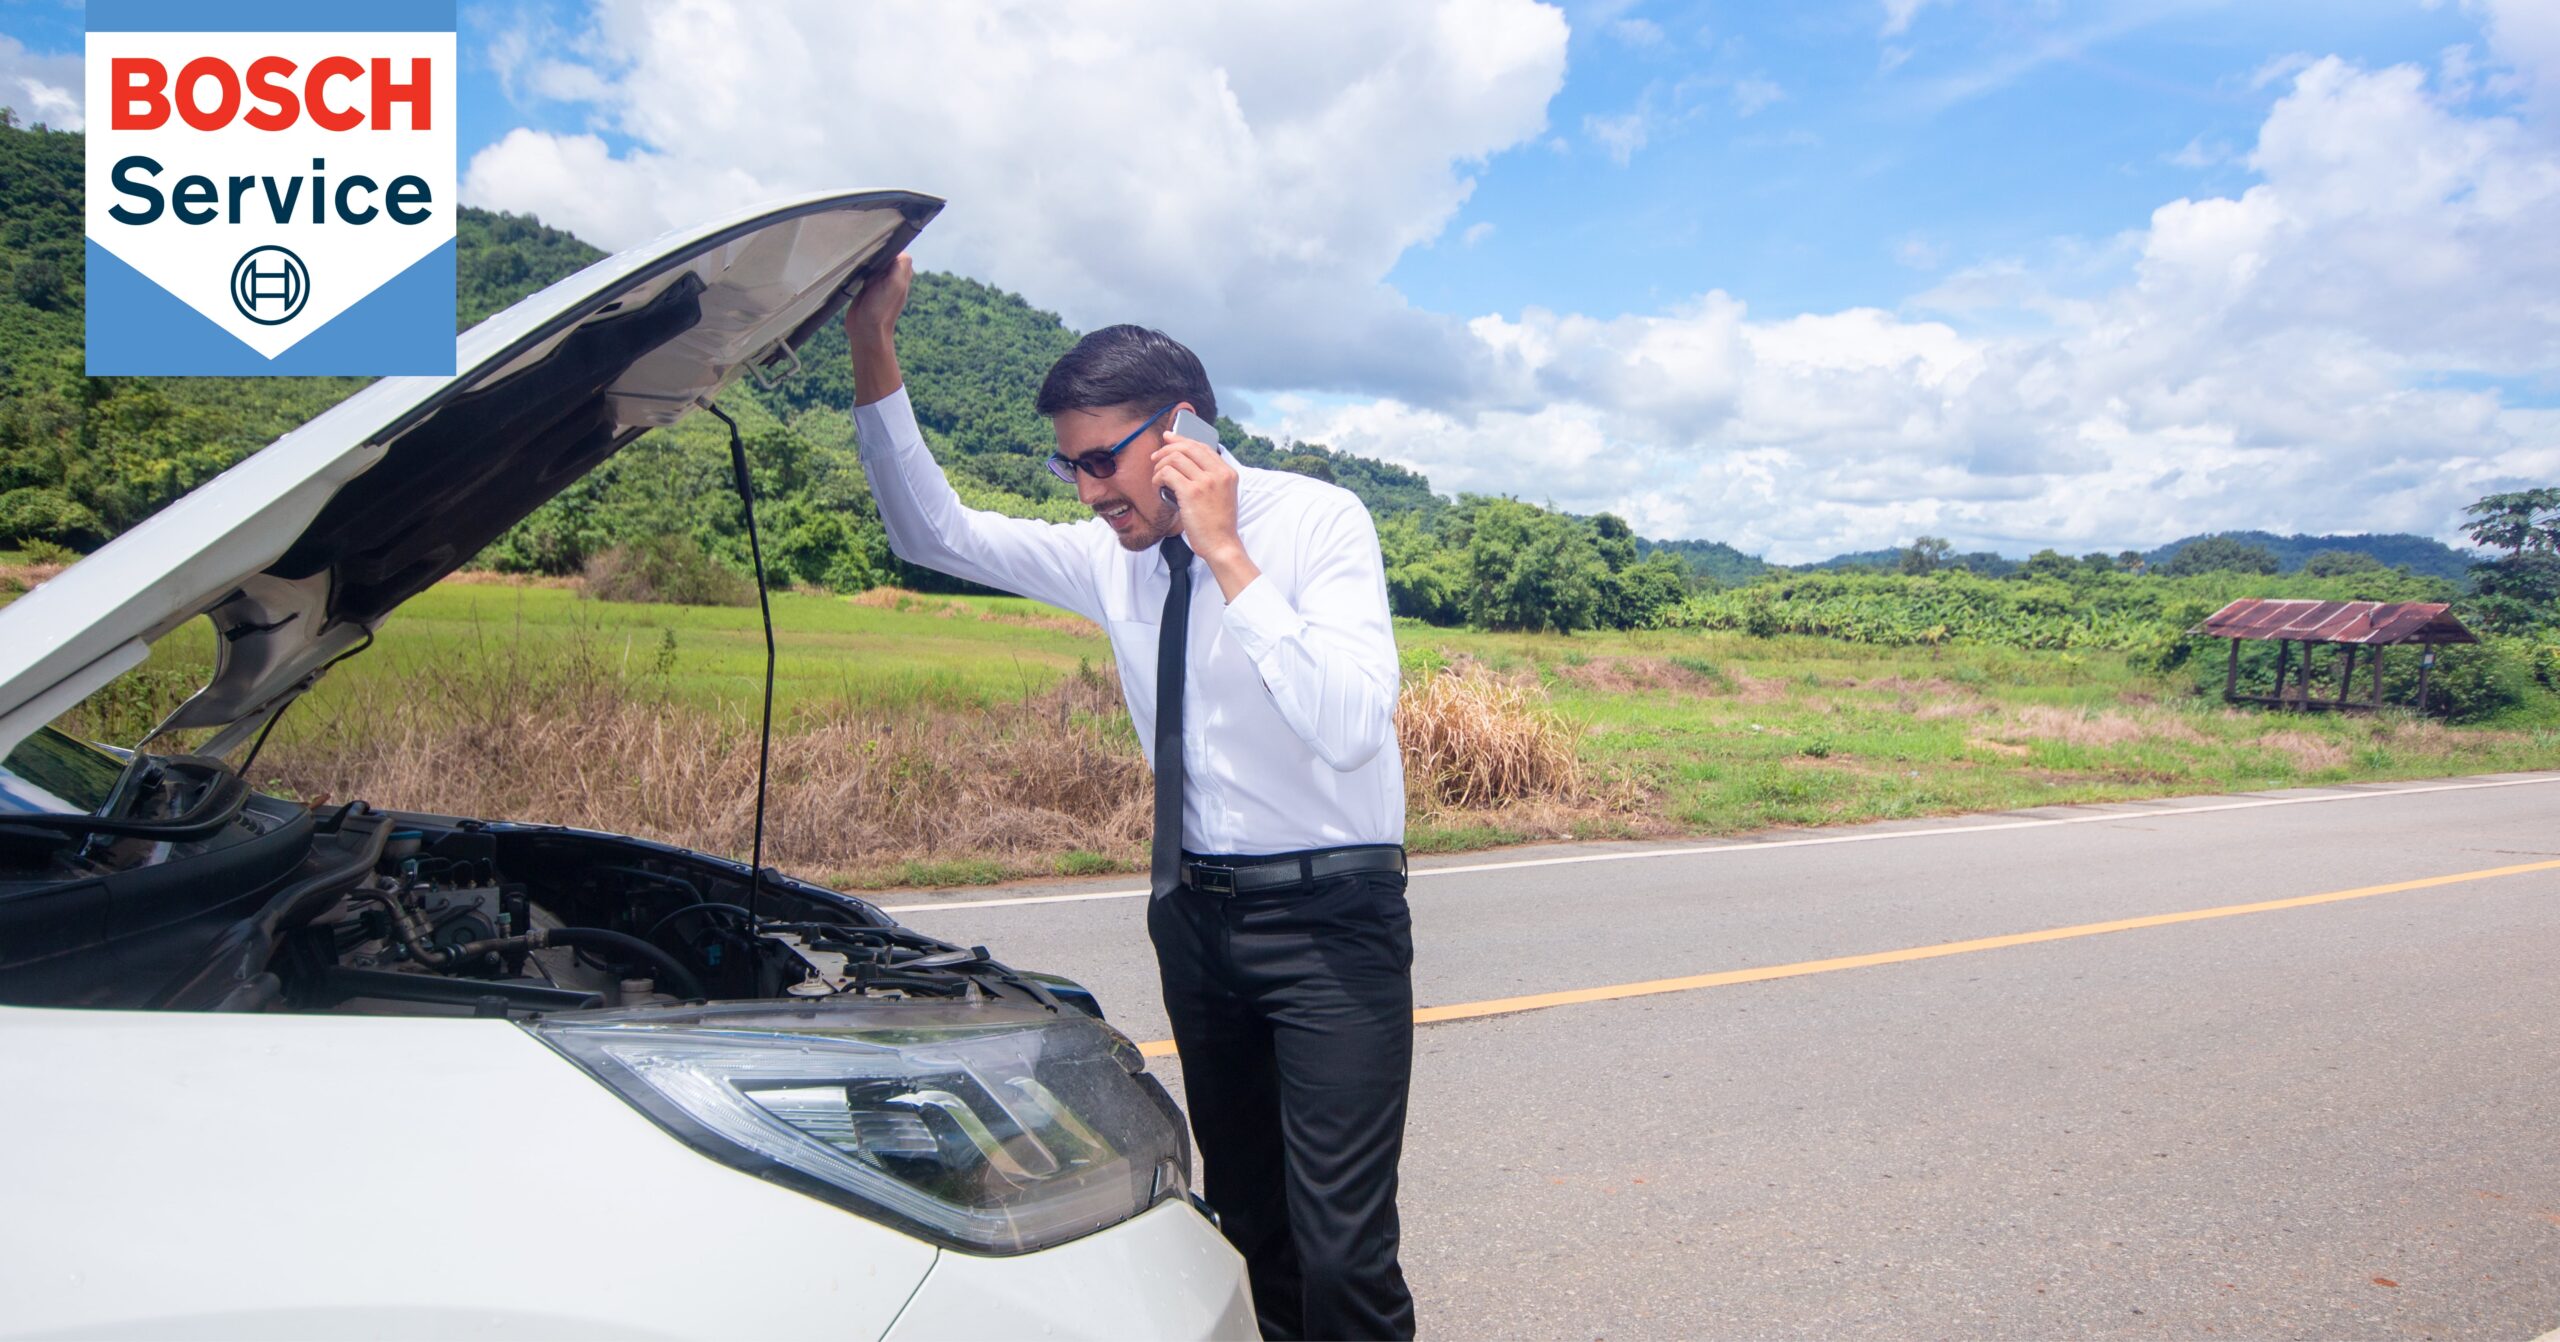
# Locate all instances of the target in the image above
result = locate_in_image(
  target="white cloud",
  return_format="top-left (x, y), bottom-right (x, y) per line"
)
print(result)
top-left (0, 35), bottom-right (82, 131)
top-left (1248, 55), bottom-right (2560, 559)
top-left (2476, 0), bottom-right (2560, 116)
top-left (1606, 17), bottom-right (1664, 48)
top-left (1728, 76), bottom-right (1784, 117)
top-left (1581, 108), bottom-right (1650, 164)
top-left (1879, 0), bottom-right (1939, 40)
top-left (1462, 221), bottom-right (1496, 246)
top-left (463, 0), bottom-right (1568, 403)
top-left (2165, 135), bottom-right (2233, 169)
top-left (1893, 235), bottom-right (1944, 270)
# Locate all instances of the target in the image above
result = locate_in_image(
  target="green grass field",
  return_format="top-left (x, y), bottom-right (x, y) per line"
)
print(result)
top-left (17, 574), bottom-right (2559, 886)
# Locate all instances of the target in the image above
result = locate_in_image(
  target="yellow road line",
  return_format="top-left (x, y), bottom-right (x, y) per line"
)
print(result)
top-left (1133, 858), bottom-right (2560, 1059)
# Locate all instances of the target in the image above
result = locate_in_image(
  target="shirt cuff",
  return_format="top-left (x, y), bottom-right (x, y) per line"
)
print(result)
top-left (851, 384), bottom-right (918, 456)
top-left (1220, 576), bottom-right (1304, 662)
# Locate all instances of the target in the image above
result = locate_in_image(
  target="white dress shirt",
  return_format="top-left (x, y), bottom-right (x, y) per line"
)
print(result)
top-left (853, 387), bottom-right (1405, 854)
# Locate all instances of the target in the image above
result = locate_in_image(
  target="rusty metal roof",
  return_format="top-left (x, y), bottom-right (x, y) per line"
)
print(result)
top-left (2193, 599), bottom-right (2478, 645)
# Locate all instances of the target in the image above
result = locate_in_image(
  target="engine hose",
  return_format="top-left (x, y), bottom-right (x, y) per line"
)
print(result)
top-left (540, 927), bottom-right (707, 1001)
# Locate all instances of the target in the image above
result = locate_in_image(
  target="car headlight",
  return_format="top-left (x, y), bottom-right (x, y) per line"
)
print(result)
top-left (528, 1001), bottom-right (1191, 1255)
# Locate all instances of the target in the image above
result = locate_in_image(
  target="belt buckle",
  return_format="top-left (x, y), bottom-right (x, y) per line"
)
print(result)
top-left (1190, 862), bottom-right (1238, 897)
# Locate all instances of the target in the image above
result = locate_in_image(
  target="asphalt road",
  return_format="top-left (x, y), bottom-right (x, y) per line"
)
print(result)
top-left (883, 773), bottom-right (2560, 1340)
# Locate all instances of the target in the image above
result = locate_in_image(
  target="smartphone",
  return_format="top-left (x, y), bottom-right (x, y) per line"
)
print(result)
top-left (1162, 408), bottom-right (1220, 505)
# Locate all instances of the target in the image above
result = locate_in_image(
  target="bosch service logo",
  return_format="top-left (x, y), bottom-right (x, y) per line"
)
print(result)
top-left (230, 245), bottom-right (308, 325)
top-left (84, 3), bottom-right (458, 375)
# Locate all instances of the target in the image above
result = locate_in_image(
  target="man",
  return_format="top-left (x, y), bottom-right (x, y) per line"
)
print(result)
top-left (843, 255), bottom-right (1415, 1340)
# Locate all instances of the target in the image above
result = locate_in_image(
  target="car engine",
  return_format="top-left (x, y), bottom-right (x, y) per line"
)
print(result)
top-left (238, 803), bottom-right (1091, 1020)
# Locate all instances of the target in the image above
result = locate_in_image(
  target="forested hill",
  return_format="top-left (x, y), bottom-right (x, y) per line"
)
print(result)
top-left (1806, 531), bottom-right (2474, 581)
top-left (1635, 536), bottom-right (1769, 586)
top-left (2143, 531), bottom-right (2475, 582)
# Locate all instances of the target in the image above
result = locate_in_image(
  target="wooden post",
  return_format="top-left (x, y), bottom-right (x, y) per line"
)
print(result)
top-left (2337, 646), bottom-right (2356, 707)
top-left (2370, 646), bottom-right (2385, 708)
top-left (2225, 638), bottom-right (2241, 700)
top-left (2273, 640), bottom-right (2292, 706)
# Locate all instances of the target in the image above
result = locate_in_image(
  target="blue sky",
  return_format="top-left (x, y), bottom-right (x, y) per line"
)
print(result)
top-left (1391, 2), bottom-right (2488, 321)
top-left (6, 0), bottom-right (2556, 559)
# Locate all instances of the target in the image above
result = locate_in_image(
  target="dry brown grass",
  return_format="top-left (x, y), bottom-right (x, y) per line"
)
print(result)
top-left (2005, 704), bottom-right (2207, 747)
top-left (847, 586), bottom-right (1095, 635)
top-left (2375, 717), bottom-right (2471, 756)
top-left (259, 644), bottom-right (1154, 879)
top-left (1726, 670), bottom-right (1796, 705)
top-left (442, 569), bottom-right (583, 589)
top-left (2252, 730), bottom-right (2349, 772)
top-left (1555, 656), bottom-right (1715, 695)
top-left (1861, 675), bottom-right (1964, 696)
top-left (1397, 667), bottom-right (1589, 811)
top-left (250, 634), bottom-right (1614, 884)
top-left (0, 562), bottom-right (65, 592)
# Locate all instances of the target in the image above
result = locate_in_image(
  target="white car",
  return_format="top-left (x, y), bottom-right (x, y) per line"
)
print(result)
top-left (0, 192), bottom-right (1256, 1340)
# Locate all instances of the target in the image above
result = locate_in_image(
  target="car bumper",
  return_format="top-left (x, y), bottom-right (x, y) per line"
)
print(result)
top-left (883, 1200), bottom-right (1258, 1341)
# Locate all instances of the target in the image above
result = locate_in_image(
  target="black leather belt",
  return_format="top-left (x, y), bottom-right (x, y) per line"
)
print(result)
top-left (1179, 844), bottom-right (1407, 897)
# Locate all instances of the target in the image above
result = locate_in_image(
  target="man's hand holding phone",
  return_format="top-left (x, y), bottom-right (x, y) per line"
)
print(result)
top-left (1154, 408), bottom-right (1259, 599)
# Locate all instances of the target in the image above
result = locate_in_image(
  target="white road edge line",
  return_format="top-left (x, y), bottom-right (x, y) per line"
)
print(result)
top-left (876, 773), bottom-right (2560, 915)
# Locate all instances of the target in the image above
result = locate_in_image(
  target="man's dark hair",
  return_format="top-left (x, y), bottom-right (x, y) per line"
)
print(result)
top-left (1036, 324), bottom-right (1217, 424)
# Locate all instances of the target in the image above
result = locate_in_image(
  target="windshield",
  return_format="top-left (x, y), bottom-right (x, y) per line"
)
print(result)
top-left (0, 726), bottom-right (129, 817)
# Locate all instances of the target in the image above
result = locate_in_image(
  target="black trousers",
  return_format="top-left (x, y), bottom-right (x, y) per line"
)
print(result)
top-left (1148, 861), bottom-right (1417, 1341)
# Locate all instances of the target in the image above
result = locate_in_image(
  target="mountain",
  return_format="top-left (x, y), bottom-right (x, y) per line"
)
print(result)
top-left (2143, 531), bottom-right (2476, 581)
top-left (1804, 548), bottom-right (1904, 571)
top-left (1636, 536), bottom-right (1769, 586)
top-left (1804, 531), bottom-right (2477, 582)
top-left (1800, 547), bottom-right (2018, 576)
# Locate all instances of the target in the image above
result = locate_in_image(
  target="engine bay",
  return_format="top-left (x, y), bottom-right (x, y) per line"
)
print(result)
top-left (251, 805), bottom-right (1092, 1020)
top-left (0, 748), bottom-right (1093, 1021)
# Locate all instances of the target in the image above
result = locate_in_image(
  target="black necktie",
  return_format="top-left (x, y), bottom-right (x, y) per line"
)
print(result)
top-left (1150, 535), bottom-right (1193, 898)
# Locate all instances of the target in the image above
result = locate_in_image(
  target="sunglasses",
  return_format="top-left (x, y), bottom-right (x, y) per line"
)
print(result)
top-left (1045, 401), bottom-right (1179, 485)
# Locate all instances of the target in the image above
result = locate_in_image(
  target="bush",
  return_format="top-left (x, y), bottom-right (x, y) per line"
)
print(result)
top-left (2419, 638), bottom-right (2547, 722)
top-left (1396, 667), bottom-right (1585, 809)
top-left (0, 487), bottom-right (104, 548)
top-left (1672, 569), bottom-right (2459, 653)
top-left (581, 535), bottom-right (755, 606)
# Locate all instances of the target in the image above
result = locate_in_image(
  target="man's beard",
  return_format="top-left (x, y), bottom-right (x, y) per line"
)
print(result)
top-left (1109, 497), bottom-right (1180, 550)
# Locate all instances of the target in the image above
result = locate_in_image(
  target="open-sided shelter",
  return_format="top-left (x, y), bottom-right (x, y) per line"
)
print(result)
top-left (2193, 599), bottom-right (2477, 713)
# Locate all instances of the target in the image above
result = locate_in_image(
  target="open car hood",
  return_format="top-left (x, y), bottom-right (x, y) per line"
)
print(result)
top-left (0, 189), bottom-right (939, 757)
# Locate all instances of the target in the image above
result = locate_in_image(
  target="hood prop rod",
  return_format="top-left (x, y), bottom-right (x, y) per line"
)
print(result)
top-left (704, 400), bottom-right (776, 936)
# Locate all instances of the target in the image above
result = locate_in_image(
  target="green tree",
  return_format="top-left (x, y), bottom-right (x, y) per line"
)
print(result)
top-left (12, 256), bottom-right (69, 312)
top-left (1898, 535), bottom-right (1953, 575)
top-left (1378, 513), bottom-right (1466, 624)
top-left (2460, 487), bottom-right (2560, 634)
top-left (2161, 535), bottom-right (2280, 576)
top-left (2462, 489), bottom-right (2560, 559)
top-left (1274, 452), bottom-right (1337, 483)
top-left (1456, 497), bottom-right (1605, 633)
top-left (2301, 548), bottom-right (2383, 577)
top-left (0, 486), bottom-right (102, 546)
top-left (2020, 549), bottom-right (2077, 581)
